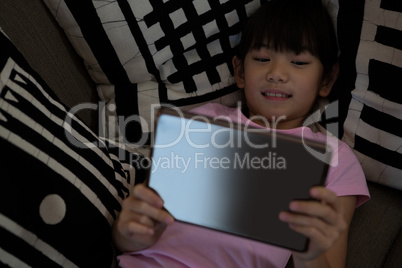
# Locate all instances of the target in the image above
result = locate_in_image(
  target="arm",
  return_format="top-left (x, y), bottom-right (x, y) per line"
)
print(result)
top-left (279, 187), bottom-right (357, 268)
top-left (112, 184), bottom-right (175, 252)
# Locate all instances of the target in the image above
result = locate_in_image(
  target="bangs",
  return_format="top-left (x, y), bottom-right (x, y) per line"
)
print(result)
top-left (238, 0), bottom-right (338, 66)
top-left (251, 2), bottom-right (319, 55)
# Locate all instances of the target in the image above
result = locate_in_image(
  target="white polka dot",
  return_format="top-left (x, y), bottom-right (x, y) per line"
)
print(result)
top-left (108, 103), bottom-right (116, 112)
top-left (39, 194), bottom-right (66, 225)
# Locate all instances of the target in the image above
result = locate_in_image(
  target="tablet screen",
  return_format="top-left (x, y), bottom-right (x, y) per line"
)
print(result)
top-left (148, 108), bottom-right (330, 252)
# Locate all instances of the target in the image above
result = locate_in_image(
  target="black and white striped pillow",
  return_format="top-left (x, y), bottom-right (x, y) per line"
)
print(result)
top-left (0, 30), bottom-right (145, 267)
top-left (339, 0), bottom-right (402, 189)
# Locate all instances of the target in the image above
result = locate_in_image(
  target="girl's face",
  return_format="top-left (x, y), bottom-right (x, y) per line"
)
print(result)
top-left (234, 47), bottom-right (333, 129)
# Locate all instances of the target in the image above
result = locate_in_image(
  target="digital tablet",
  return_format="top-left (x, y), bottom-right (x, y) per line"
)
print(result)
top-left (147, 107), bottom-right (331, 252)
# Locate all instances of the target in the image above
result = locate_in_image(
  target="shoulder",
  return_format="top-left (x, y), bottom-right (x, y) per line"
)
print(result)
top-left (301, 129), bottom-right (370, 206)
top-left (324, 137), bottom-right (370, 206)
top-left (306, 130), bottom-right (362, 176)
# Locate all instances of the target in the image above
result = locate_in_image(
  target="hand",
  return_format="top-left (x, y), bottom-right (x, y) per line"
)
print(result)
top-left (279, 187), bottom-right (347, 262)
top-left (112, 184), bottom-right (175, 252)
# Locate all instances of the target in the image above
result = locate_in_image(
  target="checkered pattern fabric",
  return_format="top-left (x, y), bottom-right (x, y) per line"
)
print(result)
top-left (43, 0), bottom-right (265, 143)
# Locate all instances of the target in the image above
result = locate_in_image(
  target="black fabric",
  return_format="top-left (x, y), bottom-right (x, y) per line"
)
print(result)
top-left (114, 83), bottom-right (144, 144)
top-left (64, 0), bottom-right (132, 86)
top-left (354, 135), bottom-right (402, 169)
top-left (0, 30), bottom-right (144, 268)
top-left (330, 0), bottom-right (365, 138)
top-left (360, 105), bottom-right (402, 137)
top-left (368, 59), bottom-right (402, 103)
top-left (380, 0), bottom-right (402, 12)
top-left (375, 26), bottom-right (402, 50)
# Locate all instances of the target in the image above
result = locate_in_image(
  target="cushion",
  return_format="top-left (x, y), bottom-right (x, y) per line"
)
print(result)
top-left (346, 181), bottom-right (402, 267)
top-left (0, 30), bottom-right (146, 267)
top-left (0, 0), bottom-right (99, 131)
top-left (42, 0), bottom-right (267, 143)
top-left (339, 0), bottom-right (402, 189)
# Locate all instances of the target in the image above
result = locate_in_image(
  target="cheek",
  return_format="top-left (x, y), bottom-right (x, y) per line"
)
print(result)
top-left (244, 84), bottom-right (260, 99)
top-left (243, 89), bottom-right (260, 110)
top-left (298, 73), bottom-right (323, 95)
top-left (243, 88), bottom-right (253, 104)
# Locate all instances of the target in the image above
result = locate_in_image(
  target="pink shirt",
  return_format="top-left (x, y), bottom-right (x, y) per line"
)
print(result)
top-left (118, 103), bottom-right (370, 268)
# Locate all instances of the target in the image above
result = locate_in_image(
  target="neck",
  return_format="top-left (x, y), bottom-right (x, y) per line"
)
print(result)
top-left (247, 111), bottom-right (304, 130)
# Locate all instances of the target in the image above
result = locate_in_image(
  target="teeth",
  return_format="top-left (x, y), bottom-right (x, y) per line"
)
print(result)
top-left (263, 92), bottom-right (288, 97)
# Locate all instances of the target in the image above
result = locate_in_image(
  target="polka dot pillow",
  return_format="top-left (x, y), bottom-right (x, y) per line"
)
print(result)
top-left (0, 30), bottom-right (146, 267)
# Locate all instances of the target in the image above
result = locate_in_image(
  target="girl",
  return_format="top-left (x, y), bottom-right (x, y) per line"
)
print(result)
top-left (113, 1), bottom-right (370, 267)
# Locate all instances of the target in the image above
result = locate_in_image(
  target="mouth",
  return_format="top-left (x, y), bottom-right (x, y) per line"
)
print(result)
top-left (261, 90), bottom-right (292, 101)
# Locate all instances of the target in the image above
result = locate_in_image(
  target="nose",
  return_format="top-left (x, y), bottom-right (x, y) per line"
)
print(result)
top-left (266, 62), bottom-right (288, 82)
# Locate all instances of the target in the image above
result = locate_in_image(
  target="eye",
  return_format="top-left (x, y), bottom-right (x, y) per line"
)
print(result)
top-left (254, 58), bottom-right (270, 63)
top-left (291, 61), bottom-right (308, 66)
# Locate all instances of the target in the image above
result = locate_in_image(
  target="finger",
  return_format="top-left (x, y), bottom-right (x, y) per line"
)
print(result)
top-left (288, 223), bottom-right (336, 251)
top-left (287, 189), bottom-right (343, 225)
top-left (115, 213), bottom-right (155, 238)
top-left (121, 196), bottom-right (174, 227)
top-left (310, 187), bottom-right (343, 214)
top-left (279, 199), bottom-right (346, 239)
top-left (279, 210), bottom-right (341, 251)
top-left (135, 213), bottom-right (157, 228)
top-left (118, 209), bottom-right (169, 236)
top-left (132, 184), bottom-right (164, 208)
top-left (289, 200), bottom-right (335, 222)
top-left (279, 210), bottom-right (331, 237)
top-left (126, 220), bottom-right (156, 236)
top-left (131, 199), bottom-right (174, 225)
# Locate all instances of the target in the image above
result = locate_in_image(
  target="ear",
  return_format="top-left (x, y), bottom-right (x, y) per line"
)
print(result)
top-left (319, 62), bottom-right (339, 98)
top-left (232, 56), bottom-right (245, 89)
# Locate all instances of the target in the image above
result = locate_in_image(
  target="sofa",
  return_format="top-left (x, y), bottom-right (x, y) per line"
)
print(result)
top-left (0, 0), bottom-right (401, 267)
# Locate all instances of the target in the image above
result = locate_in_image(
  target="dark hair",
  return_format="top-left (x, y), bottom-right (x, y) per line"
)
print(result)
top-left (236, 0), bottom-right (338, 81)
